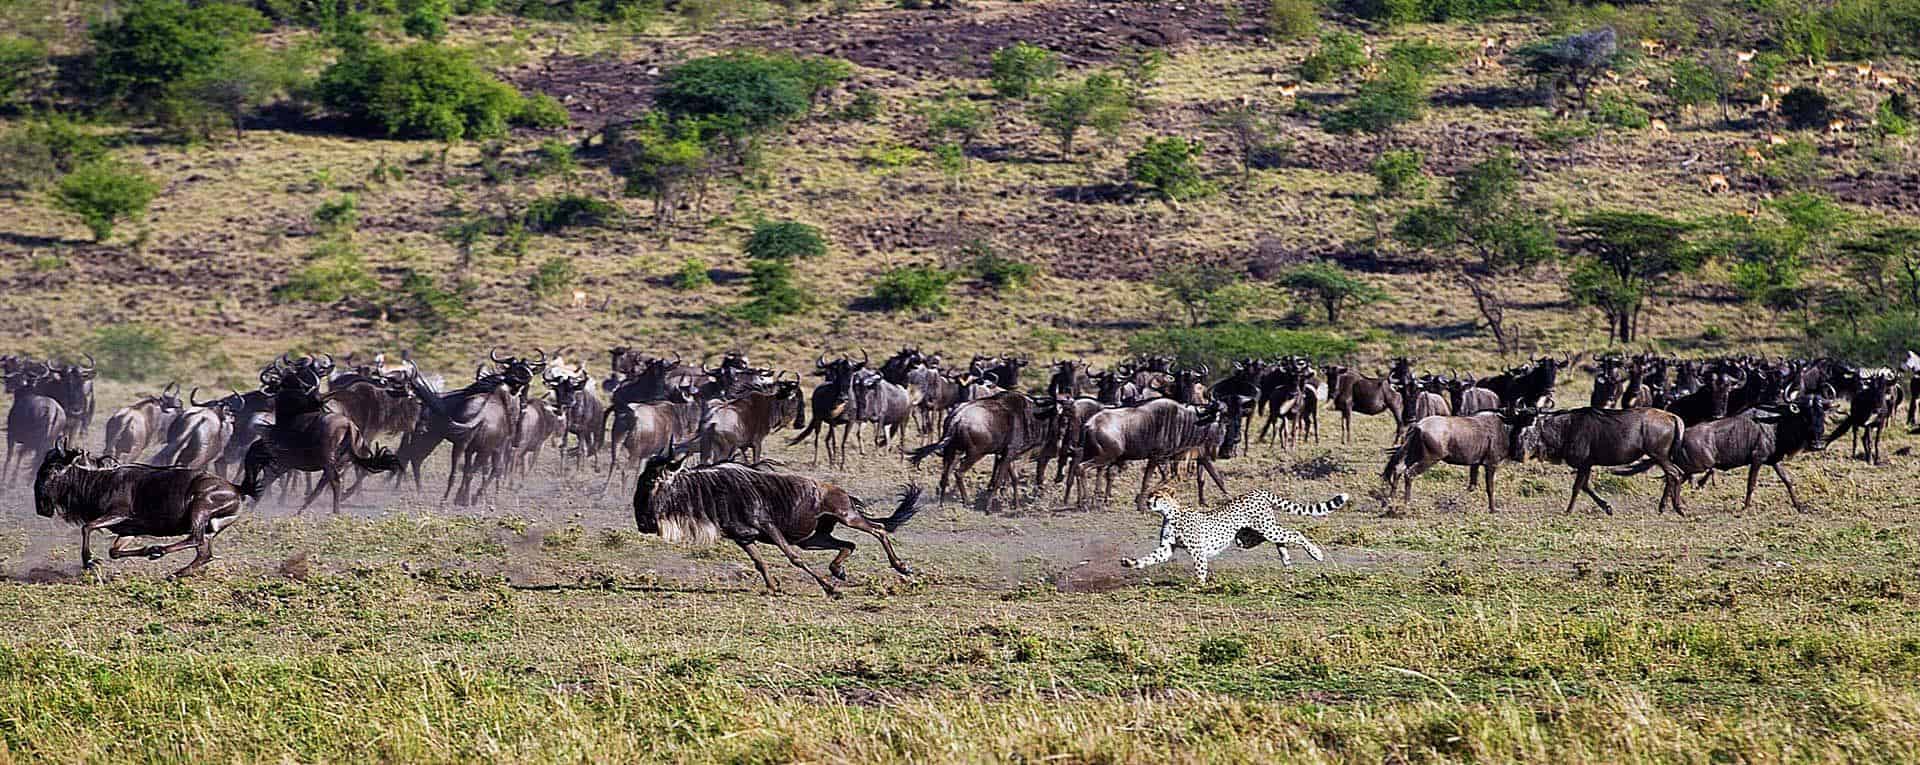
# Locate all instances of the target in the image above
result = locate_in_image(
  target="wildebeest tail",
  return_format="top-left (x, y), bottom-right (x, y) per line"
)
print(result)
top-left (1610, 458), bottom-right (1656, 476)
top-left (1381, 430), bottom-right (1418, 482)
top-left (907, 435), bottom-right (948, 466)
top-left (870, 485), bottom-right (924, 532)
top-left (785, 418), bottom-right (824, 446)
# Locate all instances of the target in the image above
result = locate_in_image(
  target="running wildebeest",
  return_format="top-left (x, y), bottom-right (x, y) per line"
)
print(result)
top-left (1510, 407), bottom-right (1688, 515)
top-left (693, 379), bottom-right (806, 465)
top-left (35, 440), bottom-right (255, 577)
top-left (3, 362), bottom-right (67, 488)
top-left (633, 454), bottom-right (921, 597)
top-left (909, 392), bottom-right (1061, 511)
top-left (242, 354), bottom-right (402, 513)
top-left (102, 383), bottom-right (184, 461)
top-left (1063, 397), bottom-right (1233, 510)
top-left (1381, 409), bottom-right (1524, 513)
top-left (407, 350), bottom-right (543, 506)
top-left (1615, 394), bottom-right (1831, 514)
top-left (152, 389), bottom-right (239, 472)
top-left (1828, 369), bottom-right (1904, 464)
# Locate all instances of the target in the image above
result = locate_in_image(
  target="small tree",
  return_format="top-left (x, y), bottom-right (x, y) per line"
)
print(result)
top-left (1298, 31), bottom-right (1366, 83)
top-left (736, 258), bottom-right (809, 325)
top-left (527, 256), bottom-right (578, 298)
top-left (53, 159), bottom-right (160, 242)
top-left (744, 220), bottom-right (828, 260)
top-left (89, 0), bottom-right (267, 111)
top-left (1323, 62), bottom-right (1429, 135)
top-left (988, 42), bottom-right (1058, 99)
top-left (1394, 152), bottom-right (1556, 353)
top-left (1035, 73), bottom-right (1132, 158)
top-left (872, 264), bottom-right (958, 313)
top-left (1154, 263), bottom-right (1248, 326)
top-left (1369, 148), bottom-right (1427, 198)
top-left (1277, 262), bottom-right (1383, 323)
top-left (0, 36), bottom-right (50, 109)
top-left (919, 94), bottom-right (989, 149)
top-left (1666, 58), bottom-right (1727, 124)
top-left (178, 44), bottom-right (308, 137)
top-left (1840, 227), bottom-right (1920, 310)
top-left (1128, 136), bottom-right (1213, 202)
top-left (1265, 0), bottom-right (1318, 41)
top-left (1516, 27), bottom-right (1619, 108)
top-left (608, 114), bottom-right (713, 229)
top-left (1779, 85), bottom-right (1831, 130)
top-left (1565, 210), bottom-right (1702, 344)
top-left (1208, 106), bottom-right (1287, 181)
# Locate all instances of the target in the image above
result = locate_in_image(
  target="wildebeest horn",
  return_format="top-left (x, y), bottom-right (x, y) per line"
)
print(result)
top-left (859, 349), bottom-right (870, 366)
top-left (189, 387), bottom-right (209, 407)
top-left (490, 348), bottom-right (508, 364)
top-left (816, 352), bottom-right (828, 369)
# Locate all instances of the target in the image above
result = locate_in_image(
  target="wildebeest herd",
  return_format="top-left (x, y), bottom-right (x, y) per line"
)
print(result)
top-left (3, 346), bottom-right (1915, 593)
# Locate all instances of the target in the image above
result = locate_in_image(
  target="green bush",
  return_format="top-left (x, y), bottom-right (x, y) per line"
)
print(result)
top-left (528, 256), bottom-right (578, 297)
top-left (1265, 0), bottom-right (1319, 40)
top-left (1875, 96), bottom-right (1914, 138)
top-left (402, 0), bottom-right (450, 39)
top-left (657, 51), bottom-right (847, 134)
top-left (1127, 136), bottom-right (1213, 202)
top-left (838, 90), bottom-right (882, 122)
top-left (1385, 40), bottom-right (1457, 71)
top-left (919, 95), bottom-right (989, 147)
top-left (1779, 85), bottom-right (1831, 130)
top-left (1298, 32), bottom-right (1367, 82)
top-left (734, 258), bottom-right (810, 325)
top-left (1591, 94), bottom-right (1651, 129)
top-left (517, 93), bottom-right (571, 128)
top-left (672, 257), bottom-right (712, 290)
top-left (1277, 262), bottom-right (1385, 324)
top-left (523, 193), bottom-right (618, 232)
top-left (744, 220), bottom-right (828, 260)
top-left (86, 324), bottom-right (175, 381)
top-left (0, 115), bottom-right (107, 191)
top-left (317, 42), bottom-right (561, 141)
top-left (1323, 64), bottom-right (1428, 134)
top-left (275, 241), bottom-right (380, 304)
top-left (1154, 263), bottom-right (1248, 326)
top-left (53, 159), bottom-right (160, 242)
top-left (89, 0), bottom-right (268, 109)
top-left (988, 42), bottom-right (1058, 99)
top-left (0, 36), bottom-right (49, 109)
top-left (1127, 324), bottom-right (1356, 370)
top-left (1036, 73), bottom-right (1132, 157)
top-left (312, 194), bottom-right (359, 233)
top-left (871, 264), bottom-right (958, 312)
top-left (966, 240), bottom-right (1039, 292)
top-left (1370, 149), bottom-right (1427, 198)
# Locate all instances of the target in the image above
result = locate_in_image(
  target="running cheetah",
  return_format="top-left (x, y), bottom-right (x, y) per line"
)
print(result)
top-left (1121, 489), bottom-right (1344, 584)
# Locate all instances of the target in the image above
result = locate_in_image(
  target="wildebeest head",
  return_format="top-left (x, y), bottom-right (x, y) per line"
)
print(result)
top-left (1500, 407), bottom-right (1541, 462)
top-left (881, 346), bottom-right (925, 385)
top-left (1756, 394), bottom-right (1832, 451)
top-left (488, 348), bottom-right (548, 396)
top-left (633, 451), bottom-right (691, 534)
top-left (33, 438), bottom-right (86, 517)
top-left (546, 366), bottom-right (593, 407)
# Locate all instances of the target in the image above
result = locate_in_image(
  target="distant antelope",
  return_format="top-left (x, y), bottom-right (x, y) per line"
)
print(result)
top-left (1828, 118), bottom-right (1848, 135)
top-left (1632, 76), bottom-right (1651, 89)
top-left (570, 289), bottom-right (587, 309)
top-left (1604, 70), bottom-right (1620, 83)
top-left (1736, 49), bottom-right (1757, 64)
top-left (1650, 118), bottom-right (1670, 133)
top-left (1772, 83), bottom-right (1793, 95)
top-left (1758, 94), bottom-right (1774, 111)
top-left (1640, 38), bottom-right (1662, 55)
top-left (1277, 82), bottom-right (1299, 98)
top-left (1855, 62), bottom-right (1874, 79)
top-left (1766, 132), bottom-right (1789, 146)
top-left (1743, 146), bottom-right (1764, 162)
top-left (1823, 66), bottom-right (1839, 78)
top-left (1702, 173), bottom-right (1731, 193)
top-left (1876, 75), bottom-right (1900, 89)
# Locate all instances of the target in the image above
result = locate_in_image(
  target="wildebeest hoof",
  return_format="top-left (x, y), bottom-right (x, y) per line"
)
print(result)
top-left (830, 570), bottom-right (850, 582)
top-left (823, 587), bottom-right (843, 599)
top-left (144, 547), bottom-right (167, 560)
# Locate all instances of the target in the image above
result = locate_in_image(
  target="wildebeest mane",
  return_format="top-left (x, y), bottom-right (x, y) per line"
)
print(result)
top-left (639, 463), bottom-right (820, 547)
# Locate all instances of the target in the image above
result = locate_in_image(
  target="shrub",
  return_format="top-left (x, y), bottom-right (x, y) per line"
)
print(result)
top-left (1154, 263), bottom-right (1246, 325)
top-left (175, 43), bottom-right (312, 137)
top-left (657, 51), bottom-right (846, 134)
top-left (920, 95), bottom-right (989, 148)
top-left (528, 256), bottom-right (578, 297)
top-left (1385, 40), bottom-right (1456, 71)
top-left (1370, 149), bottom-right (1427, 198)
top-left (275, 241), bottom-right (380, 304)
top-left (744, 220), bottom-right (828, 260)
top-left (966, 240), bottom-right (1039, 292)
top-left (1277, 262), bottom-right (1384, 323)
top-left (1516, 27), bottom-right (1620, 107)
top-left (0, 115), bottom-right (107, 191)
top-left (1265, 0), bottom-right (1319, 40)
top-left (1779, 85), bottom-right (1831, 130)
top-left (531, 138), bottom-right (577, 180)
top-left (871, 264), bottom-right (958, 312)
top-left (1035, 73), bottom-right (1132, 157)
top-left (317, 42), bottom-right (560, 141)
top-left (0, 36), bottom-right (49, 109)
top-left (312, 193), bottom-right (359, 234)
top-left (735, 258), bottom-right (809, 325)
top-left (86, 324), bottom-right (175, 381)
top-left (1666, 59), bottom-right (1724, 116)
top-left (517, 93), bottom-right (571, 128)
top-left (1875, 95), bottom-right (1913, 137)
top-left (1324, 64), bottom-right (1427, 134)
top-left (1126, 324), bottom-right (1355, 370)
top-left (988, 42), bottom-right (1058, 99)
top-left (1127, 136), bottom-right (1213, 202)
top-left (53, 159), bottom-right (160, 242)
top-left (523, 193), bottom-right (617, 232)
top-left (838, 90), bottom-right (882, 122)
top-left (672, 257), bottom-right (712, 290)
top-left (402, 0), bottom-right (450, 39)
top-left (89, 0), bottom-right (268, 109)
top-left (1298, 32), bottom-right (1366, 83)
top-left (1591, 94), bottom-right (1651, 129)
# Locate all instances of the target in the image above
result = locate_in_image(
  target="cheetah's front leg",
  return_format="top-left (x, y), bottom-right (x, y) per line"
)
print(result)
top-left (1122, 521), bottom-right (1177, 571)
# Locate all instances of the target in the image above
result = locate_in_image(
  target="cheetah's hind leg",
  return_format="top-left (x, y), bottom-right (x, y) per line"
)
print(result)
top-left (1272, 528), bottom-right (1325, 563)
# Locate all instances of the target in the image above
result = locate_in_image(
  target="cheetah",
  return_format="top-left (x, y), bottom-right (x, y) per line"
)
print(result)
top-left (1122, 489), bottom-right (1345, 584)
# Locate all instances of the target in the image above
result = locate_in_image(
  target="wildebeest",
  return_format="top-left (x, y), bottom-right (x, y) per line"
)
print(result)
top-left (789, 354), bottom-right (865, 467)
top-left (243, 355), bottom-right (402, 513)
top-left (35, 440), bottom-right (254, 577)
top-left (909, 392), bottom-right (1061, 511)
top-left (407, 350), bottom-right (542, 506)
top-left (102, 383), bottom-right (184, 460)
top-left (1475, 356), bottom-right (1568, 408)
top-left (633, 454), bottom-right (920, 597)
top-left (603, 392), bottom-right (703, 490)
top-left (1590, 356), bottom-right (1625, 408)
top-left (545, 366), bottom-right (606, 470)
top-left (694, 380), bottom-right (806, 465)
top-left (1326, 361), bottom-right (1404, 443)
top-left (37, 354), bottom-right (96, 440)
top-left (324, 366), bottom-right (420, 450)
top-left (1663, 364), bottom-right (1740, 425)
top-left (1063, 397), bottom-right (1233, 510)
top-left (1046, 360), bottom-right (1088, 398)
top-left (1398, 375), bottom-right (1453, 433)
top-left (1510, 407), bottom-right (1688, 515)
top-left (1615, 394), bottom-right (1831, 514)
top-left (1381, 409), bottom-right (1522, 512)
top-left (1827, 369), bottom-right (1904, 464)
top-left (905, 365), bottom-right (963, 437)
top-left (849, 369), bottom-right (912, 451)
top-left (510, 397), bottom-right (565, 479)
top-left (3, 362), bottom-right (67, 487)
top-left (152, 389), bottom-right (239, 472)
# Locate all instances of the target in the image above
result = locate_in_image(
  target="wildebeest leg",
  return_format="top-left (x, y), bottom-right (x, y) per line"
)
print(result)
top-left (78, 515), bottom-right (129, 570)
top-left (840, 514), bottom-right (913, 576)
top-left (1133, 459), bottom-right (1163, 512)
top-left (1571, 468), bottom-right (1614, 515)
top-left (1341, 408), bottom-right (1353, 444)
top-left (1481, 463), bottom-right (1497, 513)
top-left (296, 468), bottom-right (335, 515)
top-left (1774, 464), bottom-right (1809, 512)
top-left (1736, 463), bottom-right (1763, 515)
top-left (1200, 459), bottom-right (1228, 499)
top-left (442, 444), bottom-right (464, 502)
top-left (736, 540), bottom-right (780, 593)
top-left (796, 523), bottom-right (856, 581)
top-left (760, 524), bottom-right (839, 597)
top-left (951, 452), bottom-right (985, 502)
top-left (1467, 464), bottom-right (1480, 490)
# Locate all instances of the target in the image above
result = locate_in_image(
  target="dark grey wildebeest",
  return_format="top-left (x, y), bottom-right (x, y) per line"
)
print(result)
top-left (3, 363), bottom-right (67, 488)
top-left (1327, 361), bottom-right (1405, 443)
top-left (407, 350), bottom-right (543, 506)
top-left (36, 440), bottom-right (255, 577)
top-left (152, 389), bottom-right (240, 472)
top-left (909, 392), bottom-right (1061, 512)
top-left (1063, 397), bottom-right (1232, 510)
top-left (1510, 407), bottom-right (1688, 515)
top-left (1615, 394), bottom-right (1831, 514)
top-left (693, 381), bottom-right (806, 465)
top-left (1381, 409), bottom-right (1524, 513)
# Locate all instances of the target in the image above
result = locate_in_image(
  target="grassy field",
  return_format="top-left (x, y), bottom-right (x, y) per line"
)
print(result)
top-left (3, 378), bottom-right (1919, 762)
top-left (4, 0), bottom-right (1920, 760)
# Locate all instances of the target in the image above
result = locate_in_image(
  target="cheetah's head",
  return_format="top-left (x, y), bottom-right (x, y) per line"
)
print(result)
top-left (1145, 490), bottom-right (1180, 517)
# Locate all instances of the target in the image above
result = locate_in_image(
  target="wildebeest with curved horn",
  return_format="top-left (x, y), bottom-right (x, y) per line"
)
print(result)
top-left (36, 440), bottom-right (256, 577)
top-left (908, 392), bottom-right (1061, 512)
top-left (39, 354), bottom-right (96, 440)
top-left (3, 362), bottom-right (67, 488)
top-left (242, 354), bottom-right (401, 513)
top-left (1510, 407), bottom-right (1687, 515)
top-left (325, 366), bottom-right (421, 450)
top-left (545, 365), bottom-right (606, 470)
top-left (152, 388), bottom-right (240, 472)
top-left (102, 383), bottom-right (184, 460)
top-left (634, 454), bottom-right (921, 597)
top-left (1614, 394), bottom-right (1831, 514)
top-left (849, 368), bottom-right (912, 452)
top-left (789, 353), bottom-right (864, 467)
top-left (1326, 360), bottom-right (1404, 443)
top-left (691, 379), bottom-right (805, 465)
top-left (1381, 409), bottom-right (1524, 513)
top-left (406, 349), bottom-right (543, 506)
top-left (603, 391), bottom-right (703, 490)
top-left (1063, 397), bottom-right (1234, 510)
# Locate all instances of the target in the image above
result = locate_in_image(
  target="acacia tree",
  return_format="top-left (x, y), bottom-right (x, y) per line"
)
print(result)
top-left (1394, 152), bottom-right (1555, 354)
top-left (1516, 27), bottom-right (1619, 109)
top-left (1565, 211), bottom-right (1701, 344)
top-left (1277, 262), bottom-right (1383, 324)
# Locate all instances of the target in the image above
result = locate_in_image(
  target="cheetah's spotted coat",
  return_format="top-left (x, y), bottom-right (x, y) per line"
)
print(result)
top-left (1122, 489), bottom-right (1344, 584)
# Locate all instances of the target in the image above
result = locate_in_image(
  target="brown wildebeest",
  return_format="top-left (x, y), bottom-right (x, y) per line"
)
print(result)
top-left (3, 363), bottom-right (67, 488)
top-left (1063, 397), bottom-right (1234, 510)
top-left (604, 394), bottom-right (703, 490)
top-left (1327, 361), bottom-right (1405, 443)
top-left (35, 440), bottom-right (254, 577)
top-left (545, 365), bottom-right (605, 470)
top-left (1511, 407), bottom-right (1688, 515)
top-left (510, 397), bottom-right (565, 480)
top-left (102, 383), bottom-right (184, 460)
top-left (325, 368), bottom-right (420, 450)
top-left (909, 392), bottom-right (1061, 512)
top-left (1397, 375), bottom-right (1453, 435)
top-left (1381, 409), bottom-right (1522, 512)
top-left (407, 350), bottom-right (543, 506)
top-left (152, 389), bottom-right (239, 472)
top-left (633, 455), bottom-right (921, 598)
top-left (1615, 394), bottom-right (1831, 514)
top-left (244, 354), bottom-right (401, 514)
top-left (695, 380), bottom-right (806, 465)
